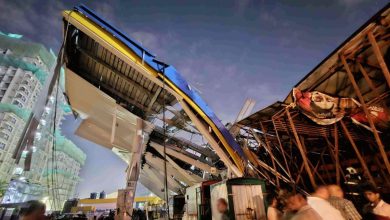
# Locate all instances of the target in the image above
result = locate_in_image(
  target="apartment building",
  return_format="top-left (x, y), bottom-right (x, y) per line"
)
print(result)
top-left (0, 32), bottom-right (86, 210)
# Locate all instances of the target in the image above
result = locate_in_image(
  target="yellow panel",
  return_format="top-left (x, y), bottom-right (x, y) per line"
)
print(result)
top-left (63, 10), bottom-right (243, 173)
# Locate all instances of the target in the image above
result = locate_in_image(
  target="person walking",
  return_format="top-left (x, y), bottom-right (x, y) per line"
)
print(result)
top-left (307, 185), bottom-right (345, 220)
top-left (327, 185), bottom-right (361, 220)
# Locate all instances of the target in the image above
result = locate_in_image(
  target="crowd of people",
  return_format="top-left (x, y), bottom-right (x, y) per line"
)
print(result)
top-left (131, 208), bottom-right (147, 220)
top-left (266, 184), bottom-right (390, 220)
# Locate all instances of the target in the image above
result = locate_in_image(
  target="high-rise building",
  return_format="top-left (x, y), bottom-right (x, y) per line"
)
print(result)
top-left (0, 32), bottom-right (50, 182)
top-left (0, 32), bottom-right (86, 210)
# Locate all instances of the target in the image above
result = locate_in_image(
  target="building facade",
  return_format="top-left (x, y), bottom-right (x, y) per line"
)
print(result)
top-left (0, 32), bottom-right (86, 210)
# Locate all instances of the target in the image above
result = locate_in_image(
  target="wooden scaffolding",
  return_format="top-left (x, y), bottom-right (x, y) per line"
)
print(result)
top-left (237, 3), bottom-right (390, 193)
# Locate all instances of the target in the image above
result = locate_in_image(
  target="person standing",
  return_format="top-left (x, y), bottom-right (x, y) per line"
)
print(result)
top-left (362, 185), bottom-right (390, 219)
top-left (307, 185), bottom-right (345, 220)
top-left (266, 193), bottom-right (282, 220)
top-left (285, 192), bottom-right (322, 220)
top-left (217, 198), bottom-right (230, 220)
top-left (327, 185), bottom-right (362, 220)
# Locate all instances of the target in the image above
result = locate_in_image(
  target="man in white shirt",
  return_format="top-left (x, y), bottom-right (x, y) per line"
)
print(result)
top-left (285, 192), bottom-right (322, 220)
top-left (363, 185), bottom-right (390, 218)
top-left (307, 186), bottom-right (345, 220)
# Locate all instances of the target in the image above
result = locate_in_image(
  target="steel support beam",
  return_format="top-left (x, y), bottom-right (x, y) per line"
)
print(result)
top-left (152, 146), bottom-right (203, 184)
top-left (340, 120), bottom-right (376, 187)
top-left (367, 31), bottom-right (390, 88)
top-left (252, 126), bottom-right (279, 186)
top-left (150, 142), bottom-right (216, 174)
top-left (77, 47), bottom-right (168, 107)
top-left (178, 100), bottom-right (242, 177)
top-left (286, 108), bottom-right (317, 188)
top-left (341, 55), bottom-right (390, 175)
top-left (334, 123), bottom-right (340, 185)
top-left (271, 117), bottom-right (293, 180)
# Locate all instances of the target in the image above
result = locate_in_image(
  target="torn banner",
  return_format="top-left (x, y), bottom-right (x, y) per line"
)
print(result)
top-left (292, 88), bottom-right (389, 130)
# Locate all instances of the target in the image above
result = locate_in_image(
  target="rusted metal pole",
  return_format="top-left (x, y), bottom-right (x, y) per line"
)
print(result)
top-left (286, 108), bottom-right (317, 188)
top-left (341, 55), bottom-right (390, 175)
top-left (295, 163), bottom-right (305, 183)
top-left (367, 31), bottom-right (390, 88)
top-left (367, 143), bottom-right (390, 188)
top-left (320, 153), bottom-right (332, 184)
top-left (299, 137), bottom-right (326, 184)
top-left (334, 123), bottom-right (340, 185)
top-left (272, 117), bottom-right (293, 180)
top-left (252, 125), bottom-right (280, 186)
top-left (357, 62), bottom-right (379, 97)
top-left (325, 137), bottom-right (347, 183)
top-left (340, 120), bottom-right (376, 187)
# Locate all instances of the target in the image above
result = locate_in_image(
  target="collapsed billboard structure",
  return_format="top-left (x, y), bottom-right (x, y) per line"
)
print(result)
top-left (238, 3), bottom-right (390, 192)
top-left (54, 4), bottom-right (254, 217)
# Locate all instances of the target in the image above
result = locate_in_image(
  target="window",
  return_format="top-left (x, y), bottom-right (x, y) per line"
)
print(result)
top-left (19, 86), bottom-right (30, 95)
top-left (0, 132), bottom-right (9, 140)
top-left (12, 100), bottom-right (23, 108)
top-left (0, 142), bottom-right (5, 149)
top-left (25, 73), bottom-right (32, 79)
top-left (4, 124), bottom-right (12, 132)
top-left (13, 167), bottom-right (23, 175)
top-left (9, 117), bottom-right (16, 124)
top-left (21, 150), bottom-right (28, 158)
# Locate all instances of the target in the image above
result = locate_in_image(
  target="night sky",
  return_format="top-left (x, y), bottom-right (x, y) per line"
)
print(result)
top-left (0, 0), bottom-right (388, 198)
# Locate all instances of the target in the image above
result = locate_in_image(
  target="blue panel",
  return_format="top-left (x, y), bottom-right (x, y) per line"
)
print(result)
top-left (73, 5), bottom-right (246, 161)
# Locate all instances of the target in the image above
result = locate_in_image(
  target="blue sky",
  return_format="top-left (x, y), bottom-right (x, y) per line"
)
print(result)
top-left (0, 0), bottom-right (387, 197)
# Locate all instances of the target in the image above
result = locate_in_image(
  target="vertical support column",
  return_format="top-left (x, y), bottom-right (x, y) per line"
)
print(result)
top-left (341, 55), bottom-right (390, 175)
top-left (334, 123), bottom-right (340, 185)
top-left (285, 108), bottom-right (317, 189)
top-left (340, 120), bottom-right (376, 187)
top-left (116, 118), bottom-right (145, 220)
